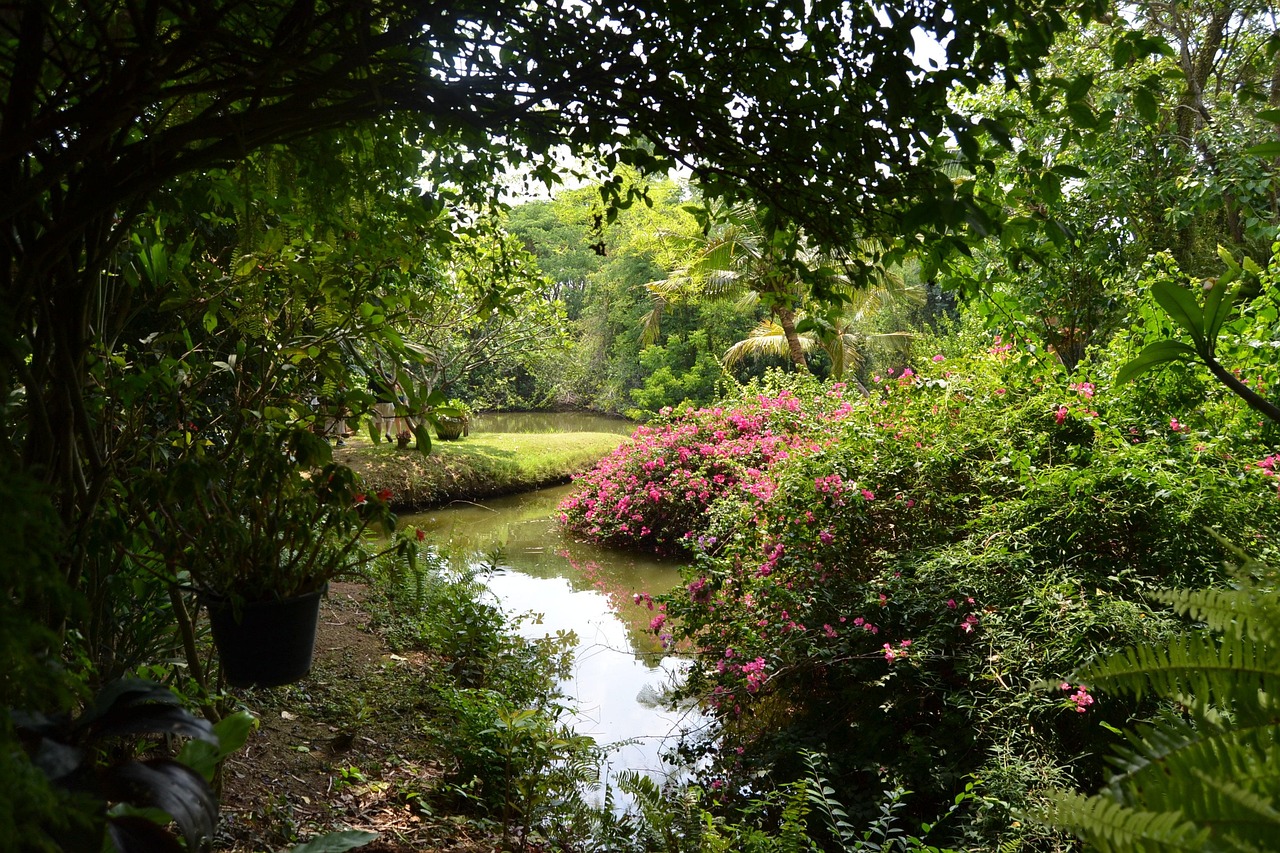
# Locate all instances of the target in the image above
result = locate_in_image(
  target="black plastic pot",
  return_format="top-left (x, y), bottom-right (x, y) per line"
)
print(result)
top-left (202, 585), bottom-right (326, 688)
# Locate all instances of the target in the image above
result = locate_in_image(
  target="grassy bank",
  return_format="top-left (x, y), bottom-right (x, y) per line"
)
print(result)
top-left (336, 431), bottom-right (627, 509)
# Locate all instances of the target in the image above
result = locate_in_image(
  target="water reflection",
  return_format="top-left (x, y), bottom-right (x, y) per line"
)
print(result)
top-left (472, 411), bottom-right (637, 436)
top-left (401, 484), bottom-right (706, 790)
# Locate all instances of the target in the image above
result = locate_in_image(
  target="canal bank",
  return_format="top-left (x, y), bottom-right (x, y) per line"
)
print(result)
top-left (336, 415), bottom-right (630, 509)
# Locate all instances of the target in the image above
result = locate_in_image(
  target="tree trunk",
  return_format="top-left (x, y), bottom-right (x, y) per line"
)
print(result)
top-left (775, 305), bottom-right (810, 373)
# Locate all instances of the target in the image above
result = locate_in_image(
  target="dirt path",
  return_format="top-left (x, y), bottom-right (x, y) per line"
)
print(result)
top-left (216, 583), bottom-right (493, 852)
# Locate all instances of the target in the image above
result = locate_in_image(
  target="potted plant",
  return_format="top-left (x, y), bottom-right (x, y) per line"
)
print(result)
top-left (433, 398), bottom-right (474, 441)
top-left (153, 426), bottom-right (409, 687)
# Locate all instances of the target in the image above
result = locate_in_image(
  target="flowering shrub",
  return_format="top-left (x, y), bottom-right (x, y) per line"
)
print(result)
top-left (558, 376), bottom-right (853, 555)
top-left (566, 357), bottom-right (1280, 847)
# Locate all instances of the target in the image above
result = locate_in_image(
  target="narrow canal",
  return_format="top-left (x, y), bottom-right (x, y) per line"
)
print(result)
top-left (400, 414), bottom-right (707, 797)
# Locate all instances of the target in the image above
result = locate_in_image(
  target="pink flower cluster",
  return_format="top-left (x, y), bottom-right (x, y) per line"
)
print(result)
top-left (883, 639), bottom-right (912, 662)
top-left (560, 391), bottom-right (850, 555)
top-left (1060, 682), bottom-right (1094, 713)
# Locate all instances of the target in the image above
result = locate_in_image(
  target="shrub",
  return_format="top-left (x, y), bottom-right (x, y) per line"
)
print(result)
top-left (563, 357), bottom-right (1280, 847)
top-left (560, 372), bottom-right (855, 556)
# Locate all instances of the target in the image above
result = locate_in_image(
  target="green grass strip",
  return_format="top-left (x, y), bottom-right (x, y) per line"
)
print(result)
top-left (337, 431), bottom-right (626, 509)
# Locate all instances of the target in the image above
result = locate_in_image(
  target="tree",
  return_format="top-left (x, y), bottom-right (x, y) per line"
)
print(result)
top-left (944, 8), bottom-right (1280, 370)
top-left (1, 0), bottom-right (1098, 678)
top-left (647, 204), bottom-right (917, 380)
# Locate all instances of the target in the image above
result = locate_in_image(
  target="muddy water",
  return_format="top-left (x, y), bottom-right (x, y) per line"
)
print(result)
top-left (400, 479), bottom-right (705, 798)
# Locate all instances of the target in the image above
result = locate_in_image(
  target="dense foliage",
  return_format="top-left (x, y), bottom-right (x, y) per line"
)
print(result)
top-left (6, 0), bottom-right (1280, 849)
top-left (562, 351), bottom-right (1280, 847)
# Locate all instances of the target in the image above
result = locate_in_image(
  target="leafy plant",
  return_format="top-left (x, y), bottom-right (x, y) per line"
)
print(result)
top-left (10, 679), bottom-right (252, 852)
top-left (1037, 551), bottom-right (1280, 851)
top-left (1117, 248), bottom-right (1280, 423)
top-left (148, 425), bottom-right (407, 602)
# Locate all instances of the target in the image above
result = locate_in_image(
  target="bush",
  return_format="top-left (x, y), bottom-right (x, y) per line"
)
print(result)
top-left (561, 356), bottom-right (1280, 847)
top-left (560, 372), bottom-right (855, 556)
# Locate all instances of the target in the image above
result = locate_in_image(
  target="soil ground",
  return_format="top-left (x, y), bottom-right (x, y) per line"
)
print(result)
top-left (217, 582), bottom-right (497, 853)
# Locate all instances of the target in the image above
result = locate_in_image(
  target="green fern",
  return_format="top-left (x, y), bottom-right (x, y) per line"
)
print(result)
top-left (1039, 560), bottom-right (1280, 851)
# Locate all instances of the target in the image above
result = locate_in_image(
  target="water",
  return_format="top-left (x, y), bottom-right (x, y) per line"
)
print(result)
top-left (401, 481), bottom-right (706, 798)
top-left (471, 411), bottom-right (637, 436)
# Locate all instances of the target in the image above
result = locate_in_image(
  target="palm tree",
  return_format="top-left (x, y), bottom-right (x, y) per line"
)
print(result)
top-left (644, 204), bottom-right (921, 380)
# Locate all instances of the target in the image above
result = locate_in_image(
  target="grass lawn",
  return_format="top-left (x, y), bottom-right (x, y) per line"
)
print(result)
top-left (335, 430), bottom-right (627, 509)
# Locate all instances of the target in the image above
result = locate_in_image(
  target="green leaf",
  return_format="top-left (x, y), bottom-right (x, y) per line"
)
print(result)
top-left (1201, 278), bottom-right (1237, 344)
top-left (1115, 340), bottom-right (1198, 384)
top-left (412, 422), bottom-right (432, 455)
top-left (1133, 87), bottom-right (1159, 123)
top-left (178, 711), bottom-right (257, 782)
top-left (1050, 164), bottom-right (1089, 180)
top-left (1151, 281), bottom-right (1206, 348)
top-left (1245, 141), bottom-right (1280, 157)
top-left (1065, 102), bottom-right (1097, 129)
top-left (1065, 73), bottom-right (1095, 102)
top-left (1256, 108), bottom-right (1280, 123)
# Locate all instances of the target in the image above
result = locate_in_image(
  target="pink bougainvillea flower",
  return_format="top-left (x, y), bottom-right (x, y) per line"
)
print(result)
top-left (1061, 683), bottom-right (1095, 713)
top-left (1055, 406), bottom-right (1068, 424)
top-left (1170, 418), bottom-right (1184, 432)
top-left (861, 489), bottom-right (875, 501)
top-left (932, 354), bottom-right (945, 362)
top-left (1070, 382), bottom-right (1095, 399)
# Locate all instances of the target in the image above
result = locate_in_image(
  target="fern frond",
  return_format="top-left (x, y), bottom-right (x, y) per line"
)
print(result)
top-left (1035, 790), bottom-right (1209, 852)
top-left (1105, 705), bottom-right (1280, 801)
top-left (1149, 587), bottom-right (1280, 645)
top-left (1185, 767), bottom-right (1280, 845)
top-left (1075, 630), bottom-right (1280, 708)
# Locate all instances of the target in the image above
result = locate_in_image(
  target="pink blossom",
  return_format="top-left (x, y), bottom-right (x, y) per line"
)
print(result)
top-left (1070, 382), bottom-right (1095, 399)
top-left (1061, 683), bottom-right (1095, 713)
top-left (1055, 406), bottom-right (1068, 425)
top-left (932, 354), bottom-right (946, 363)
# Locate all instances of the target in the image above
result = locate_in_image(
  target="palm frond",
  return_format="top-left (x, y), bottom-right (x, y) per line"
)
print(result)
top-left (723, 319), bottom-right (815, 369)
top-left (639, 298), bottom-right (665, 348)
